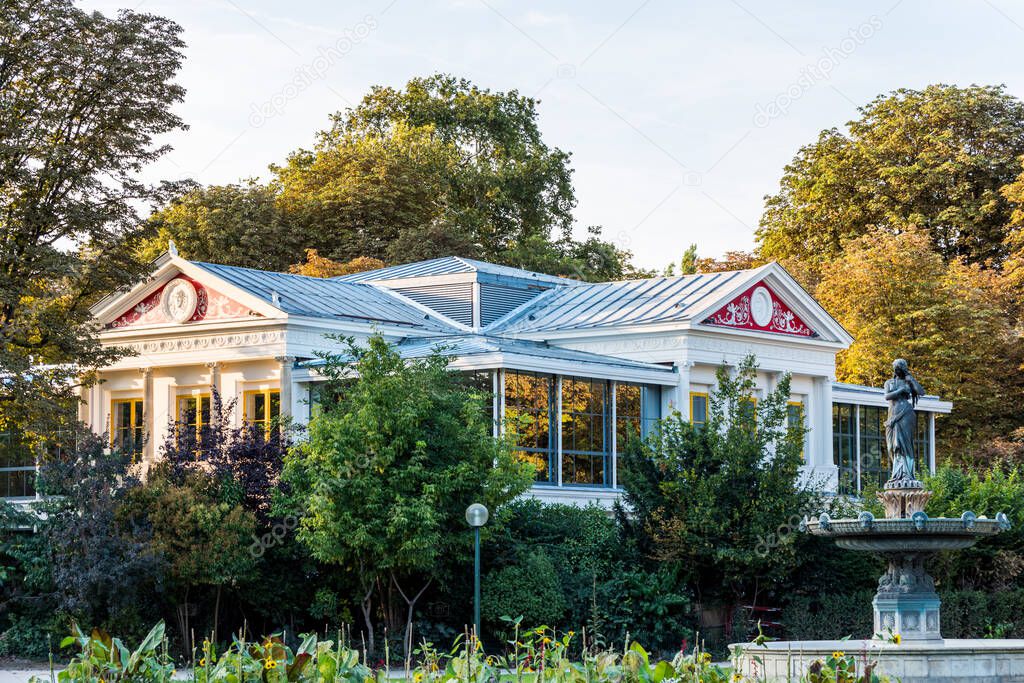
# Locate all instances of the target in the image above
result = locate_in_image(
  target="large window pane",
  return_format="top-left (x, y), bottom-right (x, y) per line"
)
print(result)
top-left (0, 430), bottom-right (36, 499)
top-left (111, 399), bottom-right (144, 455)
top-left (859, 405), bottom-right (888, 492)
top-left (616, 383), bottom-right (642, 448)
top-left (914, 413), bottom-right (931, 476)
top-left (833, 403), bottom-right (856, 495)
top-left (505, 371), bottom-right (554, 483)
top-left (560, 377), bottom-right (609, 486)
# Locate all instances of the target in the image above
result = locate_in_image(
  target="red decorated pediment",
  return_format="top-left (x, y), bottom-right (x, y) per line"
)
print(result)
top-left (107, 275), bottom-right (258, 329)
top-left (702, 283), bottom-right (815, 337)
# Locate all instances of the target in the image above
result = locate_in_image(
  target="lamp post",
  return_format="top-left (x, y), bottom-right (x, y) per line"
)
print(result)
top-left (465, 503), bottom-right (489, 639)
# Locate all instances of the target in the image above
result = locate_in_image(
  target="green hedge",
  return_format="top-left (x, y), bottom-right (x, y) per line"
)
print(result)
top-left (782, 590), bottom-right (1024, 640)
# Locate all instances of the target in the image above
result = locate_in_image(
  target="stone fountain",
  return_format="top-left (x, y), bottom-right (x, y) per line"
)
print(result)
top-left (731, 359), bottom-right (1023, 682)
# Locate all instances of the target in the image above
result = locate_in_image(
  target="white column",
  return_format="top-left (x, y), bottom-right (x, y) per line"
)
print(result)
top-left (928, 412), bottom-right (936, 475)
top-left (665, 360), bottom-right (692, 418)
top-left (141, 367), bottom-right (155, 465)
top-left (810, 376), bottom-right (838, 491)
top-left (276, 356), bottom-right (296, 419)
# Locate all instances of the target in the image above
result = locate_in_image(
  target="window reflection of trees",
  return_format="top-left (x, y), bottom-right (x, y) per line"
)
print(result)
top-left (504, 371), bottom-right (554, 483)
top-left (560, 377), bottom-right (609, 486)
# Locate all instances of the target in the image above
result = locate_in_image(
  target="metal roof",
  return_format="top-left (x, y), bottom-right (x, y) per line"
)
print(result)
top-left (486, 267), bottom-right (764, 334)
top-left (832, 381), bottom-right (952, 413)
top-left (190, 261), bottom-right (457, 331)
top-left (332, 256), bottom-right (577, 286)
top-left (299, 334), bottom-right (676, 376)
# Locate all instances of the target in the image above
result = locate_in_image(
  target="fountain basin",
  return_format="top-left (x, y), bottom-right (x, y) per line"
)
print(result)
top-left (803, 515), bottom-right (1008, 553)
top-left (729, 638), bottom-right (1024, 682)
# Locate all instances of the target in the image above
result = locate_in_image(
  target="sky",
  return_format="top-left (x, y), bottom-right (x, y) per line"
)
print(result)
top-left (81, 0), bottom-right (1024, 271)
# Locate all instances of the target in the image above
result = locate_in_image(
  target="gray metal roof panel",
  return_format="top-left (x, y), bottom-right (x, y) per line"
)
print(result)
top-left (487, 268), bottom-right (759, 334)
top-left (299, 334), bottom-right (675, 374)
top-left (333, 256), bottom-right (577, 286)
top-left (190, 261), bottom-right (458, 331)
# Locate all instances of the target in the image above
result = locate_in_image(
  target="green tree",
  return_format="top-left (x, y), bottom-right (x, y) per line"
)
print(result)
top-left (0, 0), bottom-right (186, 440)
top-left (814, 228), bottom-right (1023, 458)
top-left (758, 84), bottom-right (1024, 273)
top-left (617, 356), bottom-right (810, 617)
top-left (125, 463), bottom-right (257, 654)
top-left (280, 334), bottom-right (532, 655)
top-left (142, 74), bottom-right (636, 281)
top-left (140, 181), bottom-right (299, 271)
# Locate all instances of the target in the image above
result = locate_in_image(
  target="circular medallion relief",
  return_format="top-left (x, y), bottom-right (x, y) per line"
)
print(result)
top-left (161, 279), bottom-right (198, 323)
top-left (750, 286), bottom-right (773, 327)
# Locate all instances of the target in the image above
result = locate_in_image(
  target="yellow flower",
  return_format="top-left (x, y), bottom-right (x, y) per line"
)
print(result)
top-left (893, 633), bottom-right (902, 645)
top-left (264, 658), bottom-right (278, 669)
top-left (413, 672), bottom-right (424, 682)
top-left (732, 674), bottom-right (743, 682)
top-left (832, 651), bottom-right (845, 659)
top-left (567, 631), bottom-right (575, 636)
top-left (199, 658), bottom-right (207, 667)
top-left (699, 652), bottom-right (712, 664)
top-left (542, 637), bottom-right (552, 644)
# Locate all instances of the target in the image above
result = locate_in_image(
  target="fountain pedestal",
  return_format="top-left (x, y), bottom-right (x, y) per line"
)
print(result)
top-left (874, 482), bottom-right (941, 641)
top-left (873, 552), bottom-right (941, 640)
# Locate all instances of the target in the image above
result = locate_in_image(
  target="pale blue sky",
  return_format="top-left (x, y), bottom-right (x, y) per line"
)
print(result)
top-left (83, 0), bottom-right (1024, 270)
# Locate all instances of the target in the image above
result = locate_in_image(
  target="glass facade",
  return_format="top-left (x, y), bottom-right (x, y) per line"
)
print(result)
top-left (833, 401), bottom-right (933, 496)
top-left (503, 371), bottom-right (661, 488)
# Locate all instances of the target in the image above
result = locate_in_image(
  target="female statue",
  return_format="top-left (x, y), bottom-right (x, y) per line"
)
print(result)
top-left (884, 358), bottom-right (925, 482)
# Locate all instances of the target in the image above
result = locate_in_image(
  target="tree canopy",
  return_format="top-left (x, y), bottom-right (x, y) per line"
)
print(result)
top-left (0, 0), bottom-right (186, 440)
top-left (139, 74), bottom-right (636, 281)
top-left (815, 228), bottom-right (1023, 455)
top-left (758, 84), bottom-right (1024, 272)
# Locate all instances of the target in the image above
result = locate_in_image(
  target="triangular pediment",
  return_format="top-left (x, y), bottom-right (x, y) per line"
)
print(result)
top-left (106, 275), bottom-right (259, 329)
top-left (693, 263), bottom-right (853, 345)
top-left (703, 283), bottom-right (815, 337)
top-left (92, 253), bottom-right (285, 330)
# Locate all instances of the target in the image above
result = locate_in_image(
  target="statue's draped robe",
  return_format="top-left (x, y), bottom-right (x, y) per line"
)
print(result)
top-left (884, 377), bottom-right (916, 480)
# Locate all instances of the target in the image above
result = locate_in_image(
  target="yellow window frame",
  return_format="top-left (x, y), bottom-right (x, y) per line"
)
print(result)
top-left (689, 392), bottom-right (709, 427)
top-left (176, 393), bottom-right (212, 434)
top-left (110, 398), bottom-right (144, 453)
top-left (243, 388), bottom-right (281, 436)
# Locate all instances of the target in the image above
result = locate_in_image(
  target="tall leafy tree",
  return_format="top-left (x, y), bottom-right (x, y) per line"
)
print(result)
top-left (815, 228), bottom-right (1023, 458)
top-left (0, 0), bottom-right (186, 439)
top-left (617, 357), bottom-right (810, 615)
top-left (758, 84), bottom-right (1024, 272)
top-left (140, 181), bottom-right (298, 271)
top-left (141, 74), bottom-right (636, 281)
top-left (280, 334), bottom-right (532, 655)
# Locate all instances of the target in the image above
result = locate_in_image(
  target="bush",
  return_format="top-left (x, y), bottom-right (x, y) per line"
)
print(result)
top-left (482, 549), bottom-right (566, 633)
top-left (781, 591), bottom-right (875, 641)
top-left (782, 589), bottom-right (1024, 641)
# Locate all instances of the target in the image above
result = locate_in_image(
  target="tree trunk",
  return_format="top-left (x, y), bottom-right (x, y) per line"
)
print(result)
top-left (391, 572), bottom-right (432, 667)
top-left (213, 584), bottom-right (222, 644)
top-left (177, 586), bottom-right (192, 659)
top-left (359, 579), bottom-right (375, 656)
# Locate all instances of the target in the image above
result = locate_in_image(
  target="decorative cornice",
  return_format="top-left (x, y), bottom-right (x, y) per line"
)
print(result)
top-left (120, 330), bottom-right (287, 356)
